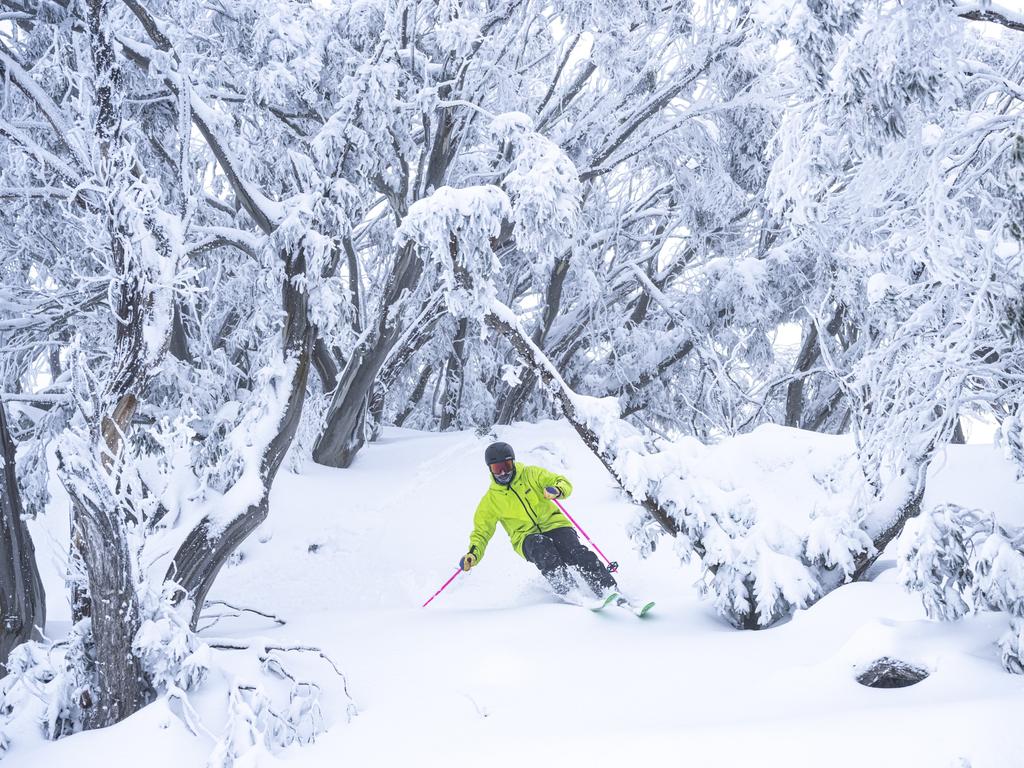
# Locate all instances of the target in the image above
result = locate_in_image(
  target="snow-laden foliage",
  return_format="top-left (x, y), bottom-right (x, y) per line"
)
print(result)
top-left (208, 681), bottom-right (322, 768)
top-left (489, 113), bottom-right (581, 267)
top-left (133, 582), bottom-right (210, 695)
top-left (0, 622), bottom-right (94, 740)
top-left (900, 504), bottom-right (1024, 673)
top-left (206, 642), bottom-right (354, 768)
top-left (396, 185), bottom-right (512, 319)
top-left (1001, 619), bottom-right (1024, 675)
top-left (590, 411), bottom-right (874, 627)
top-left (1, 0), bottom-right (1024, 746)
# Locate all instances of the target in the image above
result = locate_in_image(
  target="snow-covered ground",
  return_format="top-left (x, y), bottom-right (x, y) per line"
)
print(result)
top-left (14, 422), bottom-right (1024, 767)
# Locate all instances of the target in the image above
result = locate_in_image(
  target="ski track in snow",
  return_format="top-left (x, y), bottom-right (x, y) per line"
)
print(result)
top-left (15, 421), bottom-right (1024, 768)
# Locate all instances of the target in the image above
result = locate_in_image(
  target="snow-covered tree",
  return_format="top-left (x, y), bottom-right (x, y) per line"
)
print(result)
top-left (0, 0), bottom-right (338, 734)
top-left (2, 3), bottom-right (1023, 750)
top-left (900, 504), bottom-right (1024, 673)
top-left (305, 0), bottom-right (790, 464)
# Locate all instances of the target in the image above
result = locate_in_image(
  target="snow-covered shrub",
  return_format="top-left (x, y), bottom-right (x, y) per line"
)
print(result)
top-left (898, 505), bottom-right (976, 621)
top-left (134, 581), bottom-right (210, 695)
top-left (998, 412), bottom-right (1024, 481)
top-left (0, 621), bottom-right (94, 741)
top-left (615, 421), bottom-right (872, 628)
top-left (900, 504), bottom-right (1024, 673)
top-left (999, 619), bottom-right (1024, 675)
top-left (207, 645), bottom-right (348, 767)
top-left (207, 682), bottom-right (311, 768)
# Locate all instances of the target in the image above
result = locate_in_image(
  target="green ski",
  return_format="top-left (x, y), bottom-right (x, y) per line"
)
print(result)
top-left (615, 596), bottom-right (655, 617)
top-left (589, 592), bottom-right (620, 611)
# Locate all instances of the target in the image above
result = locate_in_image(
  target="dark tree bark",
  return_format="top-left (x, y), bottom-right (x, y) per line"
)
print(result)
top-left (439, 318), bottom-right (468, 430)
top-left (957, 6), bottom-right (1024, 33)
top-left (0, 401), bottom-right (45, 674)
top-left (313, 244), bottom-right (422, 467)
top-left (168, 302), bottom-right (193, 364)
top-left (785, 322), bottom-right (819, 428)
top-left (786, 306), bottom-right (848, 431)
top-left (852, 483), bottom-right (926, 581)
top-left (805, 387), bottom-right (847, 433)
top-left (312, 336), bottom-right (339, 394)
top-left (394, 365), bottom-right (435, 427)
top-left (496, 256), bottom-right (570, 424)
top-left (367, 301), bottom-right (446, 432)
top-left (950, 418), bottom-right (966, 444)
top-left (58, 455), bottom-right (153, 728)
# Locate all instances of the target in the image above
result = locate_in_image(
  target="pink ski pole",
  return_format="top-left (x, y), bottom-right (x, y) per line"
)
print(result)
top-left (422, 568), bottom-right (462, 607)
top-left (552, 498), bottom-right (618, 573)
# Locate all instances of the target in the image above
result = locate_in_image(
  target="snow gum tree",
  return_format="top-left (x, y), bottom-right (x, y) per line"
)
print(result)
top-left (0, 0), bottom-right (1023, 748)
top-left (0, 0), bottom-right (342, 735)
top-left (760, 2), bottom-right (1024, 628)
top-left (306, 0), bottom-right (789, 464)
top-left (393, 0), bottom-right (1024, 631)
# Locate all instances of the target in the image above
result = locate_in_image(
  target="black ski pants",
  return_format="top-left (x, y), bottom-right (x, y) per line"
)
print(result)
top-left (522, 526), bottom-right (616, 597)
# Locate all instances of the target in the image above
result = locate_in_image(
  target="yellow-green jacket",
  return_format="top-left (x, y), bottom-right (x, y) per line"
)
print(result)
top-left (468, 462), bottom-right (574, 563)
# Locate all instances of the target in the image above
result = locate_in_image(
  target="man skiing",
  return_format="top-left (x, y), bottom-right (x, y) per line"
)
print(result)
top-left (459, 441), bottom-right (618, 600)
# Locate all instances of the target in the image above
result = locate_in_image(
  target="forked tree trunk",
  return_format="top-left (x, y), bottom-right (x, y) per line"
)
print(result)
top-left (315, 85), bottom-right (460, 466)
top-left (313, 243), bottom-right (421, 467)
top-left (0, 401), bottom-right (45, 673)
top-left (394, 365), bottom-right (435, 427)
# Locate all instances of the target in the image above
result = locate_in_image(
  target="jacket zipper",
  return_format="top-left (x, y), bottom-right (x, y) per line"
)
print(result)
top-left (509, 486), bottom-right (542, 533)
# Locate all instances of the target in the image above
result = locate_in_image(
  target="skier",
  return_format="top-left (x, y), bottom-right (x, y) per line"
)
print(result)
top-left (458, 441), bottom-right (618, 600)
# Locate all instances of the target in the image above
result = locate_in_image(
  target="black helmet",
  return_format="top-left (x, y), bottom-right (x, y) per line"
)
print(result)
top-left (485, 441), bottom-right (516, 485)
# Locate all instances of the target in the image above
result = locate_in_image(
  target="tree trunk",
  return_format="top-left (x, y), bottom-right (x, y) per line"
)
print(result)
top-left (169, 248), bottom-right (315, 627)
top-left (60, 465), bottom-right (152, 728)
top-left (0, 401), bottom-right (45, 674)
top-left (785, 322), bottom-right (819, 428)
top-left (852, 483), bottom-right (926, 581)
top-left (313, 359), bottom-right (374, 467)
top-left (495, 256), bottom-right (570, 425)
top-left (950, 417), bottom-right (966, 444)
top-left (367, 302), bottom-right (446, 434)
top-left (168, 302), bottom-right (193, 364)
top-left (495, 369), bottom-right (537, 425)
top-left (394, 365), bottom-right (435, 427)
top-left (49, 0), bottom-right (159, 727)
top-left (313, 243), bottom-right (421, 468)
top-left (312, 336), bottom-right (340, 394)
top-left (439, 318), bottom-right (468, 430)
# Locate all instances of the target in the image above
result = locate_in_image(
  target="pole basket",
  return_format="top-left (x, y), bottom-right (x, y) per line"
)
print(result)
top-left (607, 561), bottom-right (619, 574)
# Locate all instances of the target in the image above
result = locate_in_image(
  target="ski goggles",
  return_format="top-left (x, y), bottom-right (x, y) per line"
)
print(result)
top-left (488, 459), bottom-right (515, 476)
